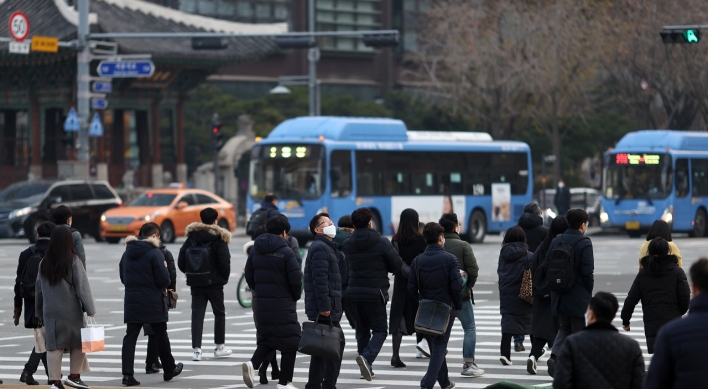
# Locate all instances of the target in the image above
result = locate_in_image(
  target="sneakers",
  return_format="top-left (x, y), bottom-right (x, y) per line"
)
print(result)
top-left (63, 376), bottom-right (88, 389)
top-left (356, 355), bottom-right (373, 381)
top-left (514, 342), bottom-right (525, 352)
top-left (214, 346), bottom-right (233, 358)
top-left (243, 361), bottom-right (256, 388)
top-left (193, 348), bottom-right (202, 361)
top-left (416, 340), bottom-right (431, 358)
top-left (359, 372), bottom-right (376, 379)
top-left (416, 349), bottom-right (425, 358)
top-left (499, 356), bottom-right (513, 366)
top-left (527, 356), bottom-right (537, 375)
top-left (539, 348), bottom-right (547, 359)
top-left (50, 381), bottom-right (65, 389)
top-left (443, 382), bottom-right (456, 389)
top-left (547, 357), bottom-right (556, 377)
top-left (163, 362), bottom-right (184, 382)
top-left (461, 362), bottom-right (485, 377)
top-left (276, 383), bottom-right (298, 389)
top-left (20, 371), bottom-right (39, 385)
top-left (122, 375), bottom-right (140, 387)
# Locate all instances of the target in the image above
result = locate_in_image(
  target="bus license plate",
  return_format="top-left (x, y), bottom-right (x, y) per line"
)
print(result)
top-left (625, 221), bottom-right (640, 230)
top-left (110, 225), bottom-right (129, 232)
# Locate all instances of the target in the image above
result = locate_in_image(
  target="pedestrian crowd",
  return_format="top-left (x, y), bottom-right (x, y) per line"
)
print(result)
top-left (9, 193), bottom-right (708, 389)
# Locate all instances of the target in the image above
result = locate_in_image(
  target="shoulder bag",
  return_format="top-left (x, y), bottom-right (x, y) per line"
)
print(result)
top-left (413, 256), bottom-right (452, 336)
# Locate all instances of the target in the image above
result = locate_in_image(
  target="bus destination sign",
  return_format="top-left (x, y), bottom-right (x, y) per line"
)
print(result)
top-left (615, 153), bottom-right (661, 165)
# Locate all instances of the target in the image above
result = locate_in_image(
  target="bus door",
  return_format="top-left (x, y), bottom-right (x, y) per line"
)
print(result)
top-left (673, 158), bottom-right (692, 231)
top-left (329, 150), bottom-right (355, 225)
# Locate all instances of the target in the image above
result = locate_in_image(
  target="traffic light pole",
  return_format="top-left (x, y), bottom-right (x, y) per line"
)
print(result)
top-left (76, 0), bottom-right (90, 173)
top-left (308, 0), bottom-right (318, 116)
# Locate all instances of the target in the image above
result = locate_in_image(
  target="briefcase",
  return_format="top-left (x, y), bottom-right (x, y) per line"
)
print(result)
top-left (298, 315), bottom-right (343, 360)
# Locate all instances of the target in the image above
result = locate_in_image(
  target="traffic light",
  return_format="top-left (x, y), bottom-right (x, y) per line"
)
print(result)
top-left (362, 33), bottom-right (399, 48)
top-left (275, 36), bottom-right (317, 49)
top-left (660, 29), bottom-right (701, 43)
top-left (211, 122), bottom-right (224, 151)
top-left (192, 37), bottom-right (228, 50)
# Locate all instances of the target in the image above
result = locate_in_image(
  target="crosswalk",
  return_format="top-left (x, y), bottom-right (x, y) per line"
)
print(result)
top-left (0, 286), bottom-right (652, 389)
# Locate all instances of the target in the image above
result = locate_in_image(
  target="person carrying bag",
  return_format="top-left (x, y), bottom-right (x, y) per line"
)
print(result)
top-left (298, 314), bottom-right (344, 360)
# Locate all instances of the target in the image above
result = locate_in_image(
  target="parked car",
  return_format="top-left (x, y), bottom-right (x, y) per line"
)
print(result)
top-left (0, 180), bottom-right (122, 243)
top-left (100, 188), bottom-right (236, 244)
top-left (536, 187), bottom-right (602, 226)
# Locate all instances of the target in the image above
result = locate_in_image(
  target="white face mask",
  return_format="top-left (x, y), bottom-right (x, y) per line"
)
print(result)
top-left (558, 182), bottom-right (565, 188)
top-left (322, 225), bottom-right (337, 238)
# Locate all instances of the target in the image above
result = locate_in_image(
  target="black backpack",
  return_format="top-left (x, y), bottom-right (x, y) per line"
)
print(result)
top-left (184, 240), bottom-right (214, 287)
top-left (546, 234), bottom-right (588, 294)
top-left (20, 246), bottom-right (45, 298)
top-left (246, 208), bottom-right (271, 237)
top-left (532, 250), bottom-right (550, 297)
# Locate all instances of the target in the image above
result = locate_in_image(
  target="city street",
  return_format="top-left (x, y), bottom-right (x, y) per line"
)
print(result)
top-left (0, 231), bottom-right (702, 389)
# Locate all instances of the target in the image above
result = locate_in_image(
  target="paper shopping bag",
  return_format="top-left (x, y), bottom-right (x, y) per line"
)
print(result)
top-left (34, 326), bottom-right (46, 353)
top-left (81, 317), bottom-right (105, 353)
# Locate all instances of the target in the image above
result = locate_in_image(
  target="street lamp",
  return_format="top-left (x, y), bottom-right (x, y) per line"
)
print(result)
top-left (269, 85), bottom-right (292, 94)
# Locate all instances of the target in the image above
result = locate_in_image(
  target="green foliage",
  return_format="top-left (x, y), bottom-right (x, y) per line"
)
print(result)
top-left (385, 90), bottom-right (472, 131)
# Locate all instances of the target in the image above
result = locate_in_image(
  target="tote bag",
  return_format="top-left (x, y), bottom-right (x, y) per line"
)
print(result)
top-left (298, 315), bottom-right (344, 360)
top-left (81, 317), bottom-right (105, 353)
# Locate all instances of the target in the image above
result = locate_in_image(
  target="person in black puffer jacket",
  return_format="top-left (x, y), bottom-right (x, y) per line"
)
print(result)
top-left (243, 215), bottom-right (302, 389)
top-left (303, 212), bottom-right (345, 389)
top-left (497, 226), bottom-right (532, 365)
top-left (517, 203), bottom-right (548, 253)
top-left (341, 208), bottom-right (402, 381)
top-left (120, 224), bottom-right (183, 386)
top-left (621, 238), bottom-right (690, 354)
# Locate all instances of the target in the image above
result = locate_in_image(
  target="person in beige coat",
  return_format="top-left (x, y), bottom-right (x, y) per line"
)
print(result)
top-left (638, 220), bottom-right (682, 269)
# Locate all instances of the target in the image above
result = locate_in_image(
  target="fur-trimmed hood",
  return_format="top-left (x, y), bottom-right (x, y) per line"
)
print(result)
top-left (125, 235), bottom-right (161, 248)
top-left (185, 222), bottom-right (232, 244)
top-left (124, 235), bottom-right (162, 260)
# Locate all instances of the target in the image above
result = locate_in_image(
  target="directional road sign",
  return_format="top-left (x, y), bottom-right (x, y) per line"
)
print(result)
top-left (97, 60), bottom-right (155, 78)
top-left (92, 81), bottom-right (112, 93)
top-left (91, 97), bottom-right (108, 110)
top-left (9, 11), bottom-right (29, 42)
top-left (89, 113), bottom-right (104, 137)
top-left (64, 107), bottom-right (80, 132)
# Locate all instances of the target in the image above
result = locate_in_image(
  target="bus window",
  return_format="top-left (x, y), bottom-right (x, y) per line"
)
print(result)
top-left (330, 150), bottom-right (352, 198)
top-left (676, 159), bottom-right (689, 198)
top-left (692, 159), bottom-right (708, 197)
top-left (249, 144), bottom-right (325, 200)
top-left (356, 152), bottom-right (384, 196)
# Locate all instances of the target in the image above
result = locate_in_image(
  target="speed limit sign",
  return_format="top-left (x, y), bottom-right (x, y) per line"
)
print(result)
top-left (8, 11), bottom-right (29, 42)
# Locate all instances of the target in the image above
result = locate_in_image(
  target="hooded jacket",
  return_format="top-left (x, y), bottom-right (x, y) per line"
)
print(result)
top-left (621, 255), bottom-right (690, 353)
top-left (120, 236), bottom-right (171, 324)
top-left (304, 235), bottom-right (343, 322)
top-left (341, 227), bottom-right (402, 303)
top-left (15, 238), bottom-right (50, 329)
top-left (178, 222), bottom-right (232, 288)
top-left (245, 233), bottom-right (302, 352)
top-left (517, 213), bottom-right (548, 253)
top-left (497, 241), bottom-right (533, 334)
top-left (408, 244), bottom-right (463, 313)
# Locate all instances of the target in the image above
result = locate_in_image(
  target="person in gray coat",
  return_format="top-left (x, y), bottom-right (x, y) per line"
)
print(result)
top-left (52, 205), bottom-right (86, 267)
top-left (35, 226), bottom-right (96, 389)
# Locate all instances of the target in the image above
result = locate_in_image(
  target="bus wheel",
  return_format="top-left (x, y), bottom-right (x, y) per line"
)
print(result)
top-left (690, 209), bottom-right (707, 238)
top-left (468, 210), bottom-right (486, 243)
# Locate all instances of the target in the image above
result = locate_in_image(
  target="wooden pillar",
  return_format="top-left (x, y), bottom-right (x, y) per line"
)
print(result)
top-left (175, 94), bottom-right (187, 184)
top-left (151, 99), bottom-right (163, 188)
top-left (30, 96), bottom-right (42, 166)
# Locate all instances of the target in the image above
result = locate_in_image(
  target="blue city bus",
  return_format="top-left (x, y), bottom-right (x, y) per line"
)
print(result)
top-left (600, 130), bottom-right (708, 237)
top-left (247, 117), bottom-right (533, 244)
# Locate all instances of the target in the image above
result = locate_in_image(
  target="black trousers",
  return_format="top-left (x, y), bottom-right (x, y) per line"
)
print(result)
top-left (353, 301), bottom-right (388, 365)
top-left (24, 347), bottom-right (48, 375)
top-left (530, 337), bottom-right (552, 360)
top-left (305, 319), bottom-right (345, 389)
top-left (251, 346), bottom-right (296, 386)
top-left (146, 335), bottom-right (159, 366)
top-left (191, 287), bottom-right (226, 348)
top-left (122, 323), bottom-right (175, 376)
top-left (551, 314), bottom-right (585, 359)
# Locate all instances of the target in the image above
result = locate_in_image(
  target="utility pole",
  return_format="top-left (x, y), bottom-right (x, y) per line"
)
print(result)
top-left (76, 0), bottom-right (90, 175)
top-left (307, 0), bottom-right (319, 116)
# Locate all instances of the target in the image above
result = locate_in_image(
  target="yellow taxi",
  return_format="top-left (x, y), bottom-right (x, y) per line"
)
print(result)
top-left (100, 188), bottom-right (236, 243)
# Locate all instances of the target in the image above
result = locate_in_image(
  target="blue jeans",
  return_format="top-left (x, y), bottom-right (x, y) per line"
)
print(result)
top-left (514, 335), bottom-right (525, 344)
top-left (457, 300), bottom-right (477, 362)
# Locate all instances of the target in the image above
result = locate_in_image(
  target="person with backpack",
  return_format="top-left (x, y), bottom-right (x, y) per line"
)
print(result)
top-left (621, 237), bottom-right (690, 354)
top-left (526, 216), bottom-right (568, 374)
top-left (52, 205), bottom-right (86, 267)
top-left (177, 207), bottom-right (232, 361)
top-left (545, 208), bottom-right (594, 378)
top-left (13, 221), bottom-right (55, 385)
top-left (247, 193), bottom-right (280, 238)
top-left (120, 223), bottom-right (183, 386)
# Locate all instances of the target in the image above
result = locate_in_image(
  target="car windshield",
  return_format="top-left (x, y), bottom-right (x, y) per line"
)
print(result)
top-left (128, 193), bottom-right (176, 206)
top-left (0, 182), bottom-right (51, 203)
top-left (249, 144), bottom-right (325, 200)
top-left (603, 153), bottom-right (672, 200)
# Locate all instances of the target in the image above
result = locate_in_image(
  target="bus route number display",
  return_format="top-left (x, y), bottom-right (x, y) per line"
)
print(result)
top-left (615, 153), bottom-right (660, 165)
top-left (268, 145), bottom-right (311, 159)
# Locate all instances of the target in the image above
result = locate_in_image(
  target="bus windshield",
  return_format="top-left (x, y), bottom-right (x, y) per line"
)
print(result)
top-left (249, 144), bottom-right (325, 200)
top-left (603, 153), bottom-right (672, 200)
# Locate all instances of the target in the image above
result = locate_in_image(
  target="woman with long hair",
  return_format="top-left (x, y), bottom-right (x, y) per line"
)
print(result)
top-left (639, 220), bottom-right (682, 268)
top-left (389, 208), bottom-right (428, 367)
top-left (35, 226), bottom-right (96, 389)
top-left (526, 216), bottom-right (569, 374)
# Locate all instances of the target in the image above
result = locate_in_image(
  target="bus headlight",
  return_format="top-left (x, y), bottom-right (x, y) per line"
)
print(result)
top-left (600, 208), bottom-right (609, 224)
top-left (661, 206), bottom-right (674, 224)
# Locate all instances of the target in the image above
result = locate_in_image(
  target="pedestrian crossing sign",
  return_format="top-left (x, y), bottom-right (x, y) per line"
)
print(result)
top-left (89, 112), bottom-right (104, 137)
top-left (64, 107), bottom-right (80, 132)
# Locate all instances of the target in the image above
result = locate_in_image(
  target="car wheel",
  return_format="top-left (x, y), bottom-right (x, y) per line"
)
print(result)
top-left (468, 210), bottom-right (486, 243)
top-left (106, 237), bottom-right (121, 244)
top-left (217, 219), bottom-right (230, 231)
top-left (161, 220), bottom-right (176, 243)
top-left (690, 208), bottom-right (707, 238)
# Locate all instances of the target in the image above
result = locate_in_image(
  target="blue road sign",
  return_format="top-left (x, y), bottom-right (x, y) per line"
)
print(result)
top-left (92, 98), bottom-right (108, 110)
top-left (64, 107), bottom-right (80, 132)
top-left (97, 60), bottom-right (155, 78)
top-left (89, 113), bottom-right (104, 137)
top-left (92, 81), bottom-right (112, 93)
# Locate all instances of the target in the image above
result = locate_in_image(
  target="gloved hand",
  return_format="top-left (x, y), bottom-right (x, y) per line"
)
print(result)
top-left (13, 308), bottom-right (21, 326)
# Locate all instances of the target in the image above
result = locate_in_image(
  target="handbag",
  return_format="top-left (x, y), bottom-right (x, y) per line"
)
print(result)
top-left (520, 256), bottom-right (533, 304)
top-left (412, 256), bottom-right (452, 336)
top-left (167, 290), bottom-right (178, 309)
top-left (81, 317), bottom-right (105, 353)
top-left (298, 315), bottom-right (344, 360)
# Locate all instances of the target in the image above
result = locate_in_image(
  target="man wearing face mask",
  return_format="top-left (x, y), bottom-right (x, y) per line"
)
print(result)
top-left (341, 208), bottom-right (403, 381)
top-left (303, 213), bottom-right (345, 389)
top-left (554, 180), bottom-right (571, 217)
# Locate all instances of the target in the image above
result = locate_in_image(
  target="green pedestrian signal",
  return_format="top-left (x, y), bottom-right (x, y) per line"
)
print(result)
top-left (684, 29), bottom-right (699, 43)
top-left (661, 28), bottom-right (702, 43)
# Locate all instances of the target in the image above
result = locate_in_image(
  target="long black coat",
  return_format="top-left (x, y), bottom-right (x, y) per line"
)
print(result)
top-left (389, 235), bottom-right (427, 335)
top-left (15, 238), bottom-right (50, 329)
top-left (529, 239), bottom-right (559, 341)
top-left (304, 236), bottom-right (343, 322)
top-left (554, 322), bottom-right (645, 389)
top-left (341, 228), bottom-right (402, 302)
top-left (245, 233), bottom-right (302, 352)
top-left (549, 230), bottom-right (594, 318)
top-left (620, 255), bottom-right (690, 353)
top-left (518, 213), bottom-right (548, 253)
top-left (119, 236), bottom-right (171, 324)
top-left (160, 244), bottom-right (177, 291)
top-left (497, 241), bottom-right (532, 335)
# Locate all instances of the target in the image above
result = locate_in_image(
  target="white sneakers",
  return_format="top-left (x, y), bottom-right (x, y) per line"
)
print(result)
top-left (192, 348), bottom-right (202, 361)
top-left (461, 362), bottom-right (485, 377)
top-left (276, 383), bottom-right (298, 389)
top-left (499, 356), bottom-right (513, 366)
top-left (416, 340), bottom-right (431, 358)
top-left (214, 344), bottom-right (233, 358)
top-left (527, 355), bottom-right (538, 374)
top-left (242, 361), bottom-right (256, 388)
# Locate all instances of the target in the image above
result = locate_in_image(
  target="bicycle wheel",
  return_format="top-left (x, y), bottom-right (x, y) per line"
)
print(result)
top-left (237, 273), bottom-right (253, 308)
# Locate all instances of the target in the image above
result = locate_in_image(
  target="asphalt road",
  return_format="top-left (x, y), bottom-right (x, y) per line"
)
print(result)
top-left (0, 231), bottom-right (703, 389)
